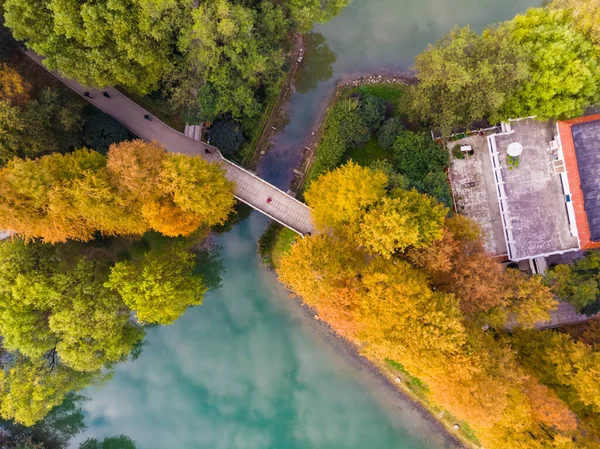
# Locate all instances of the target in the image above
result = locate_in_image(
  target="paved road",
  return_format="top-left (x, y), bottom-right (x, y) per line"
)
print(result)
top-left (25, 51), bottom-right (314, 236)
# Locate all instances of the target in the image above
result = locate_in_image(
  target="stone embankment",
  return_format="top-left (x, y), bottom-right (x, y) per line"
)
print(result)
top-left (338, 72), bottom-right (416, 87)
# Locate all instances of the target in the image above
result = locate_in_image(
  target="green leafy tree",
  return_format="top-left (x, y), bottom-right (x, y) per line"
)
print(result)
top-left (392, 131), bottom-right (451, 205)
top-left (106, 247), bottom-right (206, 325)
top-left (369, 159), bottom-right (406, 191)
top-left (0, 392), bottom-right (86, 449)
top-left (185, 0), bottom-right (289, 121)
top-left (83, 110), bottom-right (129, 155)
top-left (209, 120), bottom-right (244, 155)
top-left (311, 98), bottom-right (370, 174)
top-left (499, 8), bottom-right (600, 120)
top-left (0, 241), bottom-right (144, 373)
top-left (78, 435), bottom-right (136, 449)
top-left (410, 26), bottom-right (527, 135)
top-left (545, 250), bottom-right (600, 311)
top-left (2, 0), bottom-right (192, 93)
top-left (377, 117), bottom-right (404, 152)
top-left (359, 94), bottom-right (386, 131)
top-left (358, 189), bottom-right (447, 258)
top-left (0, 88), bottom-right (85, 166)
top-left (0, 356), bottom-right (103, 426)
top-left (159, 154), bottom-right (235, 228)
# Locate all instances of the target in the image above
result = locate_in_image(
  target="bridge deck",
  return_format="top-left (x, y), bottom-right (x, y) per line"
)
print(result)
top-left (25, 51), bottom-right (314, 236)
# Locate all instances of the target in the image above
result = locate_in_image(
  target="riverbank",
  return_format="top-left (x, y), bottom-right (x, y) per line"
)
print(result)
top-left (287, 73), bottom-right (415, 195)
top-left (265, 264), bottom-right (471, 449)
top-left (257, 76), bottom-right (482, 448)
top-left (241, 33), bottom-right (305, 170)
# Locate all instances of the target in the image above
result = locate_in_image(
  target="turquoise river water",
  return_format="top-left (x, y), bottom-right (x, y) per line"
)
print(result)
top-left (74, 1), bottom-right (538, 448)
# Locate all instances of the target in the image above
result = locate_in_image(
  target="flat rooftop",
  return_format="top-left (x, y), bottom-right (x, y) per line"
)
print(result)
top-left (448, 135), bottom-right (507, 257)
top-left (491, 119), bottom-right (578, 260)
top-left (572, 119), bottom-right (600, 241)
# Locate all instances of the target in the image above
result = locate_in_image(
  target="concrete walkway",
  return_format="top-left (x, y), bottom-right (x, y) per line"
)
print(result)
top-left (25, 51), bottom-right (314, 236)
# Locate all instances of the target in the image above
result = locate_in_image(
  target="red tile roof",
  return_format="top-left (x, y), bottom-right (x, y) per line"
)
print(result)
top-left (558, 114), bottom-right (600, 250)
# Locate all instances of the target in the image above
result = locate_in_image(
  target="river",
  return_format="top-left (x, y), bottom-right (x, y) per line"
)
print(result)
top-left (73, 1), bottom-right (538, 447)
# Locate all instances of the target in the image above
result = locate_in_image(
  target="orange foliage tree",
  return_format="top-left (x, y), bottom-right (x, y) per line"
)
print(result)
top-left (0, 140), bottom-right (236, 242)
top-left (277, 163), bottom-right (593, 448)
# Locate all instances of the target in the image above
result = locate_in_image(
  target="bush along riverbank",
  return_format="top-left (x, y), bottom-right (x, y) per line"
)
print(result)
top-left (259, 80), bottom-right (453, 269)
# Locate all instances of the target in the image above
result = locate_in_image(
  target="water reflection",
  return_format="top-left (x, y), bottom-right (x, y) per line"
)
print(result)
top-left (73, 214), bottom-right (457, 449)
top-left (257, 0), bottom-right (541, 186)
top-left (295, 33), bottom-right (336, 94)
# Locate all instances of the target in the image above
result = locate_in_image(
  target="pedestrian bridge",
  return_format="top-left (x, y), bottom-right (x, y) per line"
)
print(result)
top-left (26, 51), bottom-right (314, 236)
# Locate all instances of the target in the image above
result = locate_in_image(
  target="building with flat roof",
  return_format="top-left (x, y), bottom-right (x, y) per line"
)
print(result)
top-left (448, 114), bottom-right (600, 272)
top-left (486, 118), bottom-right (579, 263)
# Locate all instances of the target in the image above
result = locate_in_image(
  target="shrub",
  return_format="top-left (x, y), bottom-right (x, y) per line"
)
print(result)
top-left (210, 120), bottom-right (244, 155)
top-left (452, 144), bottom-right (464, 159)
top-left (393, 131), bottom-right (449, 181)
top-left (377, 117), bottom-right (405, 151)
top-left (359, 94), bottom-right (386, 131)
top-left (312, 98), bottom-right (369, 175)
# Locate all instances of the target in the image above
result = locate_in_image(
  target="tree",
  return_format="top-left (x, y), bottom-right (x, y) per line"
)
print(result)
top-left (377, 117), bottom-right (404, 152)
top-left (0, 88), bottom-right (85, 166)
top-left (106, 247), bottom-right (206, 325)
top-left (0, 64), bottom-right (31, 108)
top-left (0, 392), bottom-right (86, 449)
top-left (209, 120), bottom-right (244, 155)
top-left (0, 241), bottom-right (144, 373)
top-left (392, 131), bottom-right (452, 206)
top-left (357, 190), bottom-right (446, 258)
top-left (0, 149), bottom-right (144, 243)
top-left (504, 269), bottom-right (558, 329)
top-left (83, 110), bottom-right (129, 155)
top-left (499, 8), bottom-right (600, 120)
top-left (284, 0), bottom-right (351, 32)
top-left (512, 330), bottom-right (600, 420)
top-left (305, 161), bottom-right (387, 233)
top-left (0, 100), bottom-right (24, 164)
top-left (185, 0), bottom-right (289, 121)
top-left (78, 436), bottom-right (136, 449)
top-left (0, 356), bottom-right (102, 426)
top-left (0, 140), bottom-right (235, 242)
top-left (369, 159), bottom-right (406, 191)
top-left (552, 0), bottom-right (600, 46)
top-left (358, 94), bottom-right (386, 131)
top-left (277, 233), bottom-right (365, 312)
top-left (407, 215), bottom-right (509, 315)
top-left (410, 26), bottom-right (527, 135)
top-left (393, 132), bottom-right (449, 183)
top-left (158, 154), bottom-right (235, 228)
top-left (545, 250), bottom-right (600, 312)
top-left (2, 0), bottom-right (192, 93)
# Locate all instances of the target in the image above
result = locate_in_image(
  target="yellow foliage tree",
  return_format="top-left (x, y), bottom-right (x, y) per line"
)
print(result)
top-left (358, 189), bottom-right (446, 258)
top-left (0, 140), bottom-right (237, 241)
top-left (504, 270), bottom-right (558, 329)
top-left (305, 161), bottom-right (387, 233)
top-left (0, 63), bottom-right (31, 108)
top-left (159, 154), bottom-right (235, 228)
